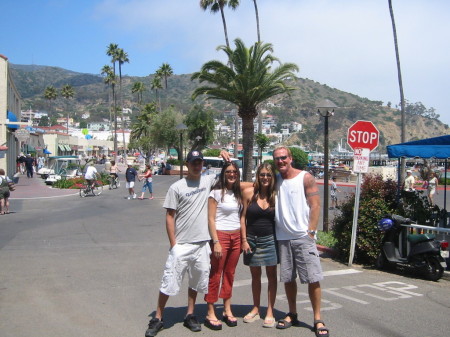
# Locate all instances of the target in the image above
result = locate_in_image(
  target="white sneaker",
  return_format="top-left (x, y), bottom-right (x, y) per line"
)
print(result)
top-left (127, 196), bottom-right (131, 200)
top-left (133, 194), bottom-right (137, 199)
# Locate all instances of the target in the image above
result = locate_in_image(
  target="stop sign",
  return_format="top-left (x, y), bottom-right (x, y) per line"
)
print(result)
top-left (347, 120), bottom-right (379, 151)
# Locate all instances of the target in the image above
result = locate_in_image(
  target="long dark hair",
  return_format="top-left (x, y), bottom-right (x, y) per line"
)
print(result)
top-left (213, 161), bottom-right (243, 208)
top-left (252, 162), bottom-right (277, 208)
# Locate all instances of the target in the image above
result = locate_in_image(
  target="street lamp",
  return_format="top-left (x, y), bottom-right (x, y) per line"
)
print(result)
top-left (176, 123), bottom-right (188, 179)
top-left (316, 99), bottom-right (337, 233)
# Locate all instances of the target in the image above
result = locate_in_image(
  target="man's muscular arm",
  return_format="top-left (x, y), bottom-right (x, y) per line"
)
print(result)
top-left (304, 172), bottom-right (321, 234)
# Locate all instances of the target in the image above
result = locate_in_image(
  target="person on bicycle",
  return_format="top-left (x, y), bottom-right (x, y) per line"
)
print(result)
top-left (85, 162), bottom-right (100, 189)
top-left (109, 160), bottom-right (121, 182)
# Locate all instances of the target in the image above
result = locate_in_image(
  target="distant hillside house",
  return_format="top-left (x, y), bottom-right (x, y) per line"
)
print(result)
top-left (122, 108), bottom-right (132, 114)
top-left (56, 117), bottom-right (74, 127)
top-left (88, 122), bottom-right (110, 131)
top-left (81, 112), bottom-right (90, 119)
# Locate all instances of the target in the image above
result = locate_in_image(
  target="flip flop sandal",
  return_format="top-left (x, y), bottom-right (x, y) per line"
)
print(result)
top-left (276, 312), bottom-right (299, 329)
top-left (222, 315), bottom-right (237, 327)
top-left (313, 319), bottom-right (330, 337)
top-left (262, 317), bottom-right (276, 328)
top-left (243, 312), bottom-right (260, 323)
top-left (204, 317), bottom-right (222, 330)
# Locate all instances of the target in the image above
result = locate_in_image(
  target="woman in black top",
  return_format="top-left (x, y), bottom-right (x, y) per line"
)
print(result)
top-left (240, 163), bottom-right (278, 328)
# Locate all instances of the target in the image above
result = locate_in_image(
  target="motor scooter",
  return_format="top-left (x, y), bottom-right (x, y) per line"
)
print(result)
top-left (376, 214), bottom-right (448, 281)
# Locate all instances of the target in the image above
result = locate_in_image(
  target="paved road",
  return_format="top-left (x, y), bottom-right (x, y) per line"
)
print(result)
top-left (1, 175), bottom-right (449, 337)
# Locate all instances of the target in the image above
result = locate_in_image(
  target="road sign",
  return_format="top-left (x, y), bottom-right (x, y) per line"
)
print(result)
top-left (347, 120), bottom-right (379, 151)
top-left (14, 128), bottom-right (30, 141)
top-left (353, 148), bottom-right (370, 173)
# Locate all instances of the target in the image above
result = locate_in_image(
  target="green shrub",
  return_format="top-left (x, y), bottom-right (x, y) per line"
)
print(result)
top-left (167, 158), bottom-right (181, 166)
top-left (203, 149), bottom-right (221, 157)
top-left (332, 174), bottom-right (398, 264)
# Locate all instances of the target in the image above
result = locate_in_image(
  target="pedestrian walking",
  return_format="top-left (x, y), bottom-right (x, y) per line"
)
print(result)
top-left (24, 154), bottom-right (34, 178)
top-left (144, 150), bottom-right (218, 337)
top-left (272, 146), bottom-right (329, 336)
top-left (203, 161), bottom-right (243, 330)
top-left (0, 168), bottom-right (12, 215)
top-left (241, 162), bottom-right (279, 328)
top-left (138, 164), bottom-right (154, 200)
top-left (125, 164), bottom-right (138, 199)
top-left (330, 176), bottom-right (340, 209)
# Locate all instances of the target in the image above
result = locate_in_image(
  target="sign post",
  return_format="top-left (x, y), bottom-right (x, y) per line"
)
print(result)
top-left (347, 121), bottom-right (379, 266)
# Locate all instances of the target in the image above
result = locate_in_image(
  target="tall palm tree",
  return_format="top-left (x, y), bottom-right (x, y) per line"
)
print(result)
top-left (115, 48), bottom-right (130, 156)
top-left (101, 64), bottom-right (118, 156)
top-left (199, 0), bottom-right (240, 48)
top-left (158, 63), bottom-right (173, 89)
top-left (131, 81), bottom-right (146, 107)
top-left (151, 75), bottom-right (163, 110)
top-left (43, 86), bottom-right (58, 115)
top-left (130, 102), bottom-right (158, 141)
top-left (60, 84), bottom-right (74, 134)
top-left (252, 0), bottom-right (261, 43)
top-left (192, 38), bottom-right (298, 181)
top-left (388, 0), bottom-right (406, 182)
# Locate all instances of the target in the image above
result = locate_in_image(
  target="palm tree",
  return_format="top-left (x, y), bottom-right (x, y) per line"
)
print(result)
top-left (158, 63), bottom-right (173, 89)
top-left (130, 102), bottom-right (158, 141)
top-left (151, 75), bottom-right (163, 110)
top-left (101, 65), bottom-right (118, 156)
top-left (131, 81), bottom-right (146, 107)
top-left (115, 48), bottom-right (130, 157)
top-left (199, 0), bottom-right (240, 48)
top-left (252, 0), bottom-right (261, 43)
top-left (192, 38), bottom-right (299, 181)
top-left (388, 0), bottom-right (406, 182)
top-left (60, 84), bottom-right (74, 134)
top-left (43, 86), bottom-right (58, 115)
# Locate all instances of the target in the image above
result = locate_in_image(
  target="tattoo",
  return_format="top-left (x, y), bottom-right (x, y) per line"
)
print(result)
top-left (306, 191), bottom-right (320, 198)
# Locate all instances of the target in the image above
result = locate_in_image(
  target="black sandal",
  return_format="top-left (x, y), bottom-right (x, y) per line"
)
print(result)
top-left (222, 315), bottom-right (238, 327)
top-left (204, 317), bottom-right (222, 330)
top-left (313, 319), bottom-right (330, 337)
top-left (276, 312), bottom-right (299, 329)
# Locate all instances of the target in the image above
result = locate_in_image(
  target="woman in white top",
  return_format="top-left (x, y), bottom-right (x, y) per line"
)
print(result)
top-left (0, 168), bottom-right (12, 215)
top-left (427, 172), bottom-right (439, 206)
top-left (204, 161), bottom-right (243, 330)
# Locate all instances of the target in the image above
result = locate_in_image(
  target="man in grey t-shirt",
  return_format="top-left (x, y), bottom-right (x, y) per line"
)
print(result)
top-left (145, 150), bottom-right (217, 337)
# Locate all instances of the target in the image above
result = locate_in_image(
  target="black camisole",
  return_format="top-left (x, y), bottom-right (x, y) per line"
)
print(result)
top-left (246, 200), bottom-right (275, 237)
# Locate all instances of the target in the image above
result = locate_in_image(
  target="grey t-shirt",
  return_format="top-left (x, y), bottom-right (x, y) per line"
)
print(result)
top-left (163, 174), bottom-right (217, 244)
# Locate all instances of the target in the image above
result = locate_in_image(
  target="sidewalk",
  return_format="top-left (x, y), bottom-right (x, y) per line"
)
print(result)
top-left (10, 173), bottom-right (80, 200)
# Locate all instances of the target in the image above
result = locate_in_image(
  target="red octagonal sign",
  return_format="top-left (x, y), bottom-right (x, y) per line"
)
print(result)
top-left (347, 120), bottom-right (379, 151)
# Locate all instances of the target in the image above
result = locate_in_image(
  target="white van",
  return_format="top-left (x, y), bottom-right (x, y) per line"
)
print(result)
top-left (202, 157), bottom-right (243, 178)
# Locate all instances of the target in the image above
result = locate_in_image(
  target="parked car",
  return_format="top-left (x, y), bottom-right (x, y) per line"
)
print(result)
top-left (37, 156), bottom-right (81, 185)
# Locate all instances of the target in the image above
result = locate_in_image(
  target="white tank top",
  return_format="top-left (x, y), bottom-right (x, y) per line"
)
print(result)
top-left (275, 171), bottom-right (310, 240)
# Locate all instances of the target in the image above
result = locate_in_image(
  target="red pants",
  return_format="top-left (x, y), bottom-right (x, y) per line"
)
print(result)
top-left (204, 230), bottom-right (241, 303)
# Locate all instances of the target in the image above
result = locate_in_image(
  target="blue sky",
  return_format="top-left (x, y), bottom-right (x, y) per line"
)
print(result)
top-left (1, 0), bottom-right (450, 125)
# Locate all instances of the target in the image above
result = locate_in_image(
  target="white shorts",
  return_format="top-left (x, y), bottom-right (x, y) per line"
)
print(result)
top-left (160, 241), bottom-right (211, 296)
top-left (126, 181), bottom-right (135, 188)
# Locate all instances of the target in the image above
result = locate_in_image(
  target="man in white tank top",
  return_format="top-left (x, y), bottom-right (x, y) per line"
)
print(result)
top-left (272, 146), bottom-right (329, 336)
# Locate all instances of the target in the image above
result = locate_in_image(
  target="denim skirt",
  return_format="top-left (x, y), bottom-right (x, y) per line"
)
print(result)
top-left (243, 234), bottom-right (279, 267)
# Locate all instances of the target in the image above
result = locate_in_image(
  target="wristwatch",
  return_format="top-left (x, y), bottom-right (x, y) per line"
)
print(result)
top-left (213, 240), bottom-right (219, 244)
top-left (307, 230), bottom-right (317, 236)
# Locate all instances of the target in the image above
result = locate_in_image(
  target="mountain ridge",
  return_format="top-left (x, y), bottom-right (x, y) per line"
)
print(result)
top-left (9, 63), bottom-right (448, 152)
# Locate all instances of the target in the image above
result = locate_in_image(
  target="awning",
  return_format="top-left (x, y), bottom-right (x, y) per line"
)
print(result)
top-left (6, 111), bottom-right (19, 129)
top-left (64, 145), bottom-right (72, 151)
top-left (58, 145), bottom-right (66, 151)
top-left (43, 149), bottom-right (52, 154)
top-left (26, 144), bottom-right (36, 153)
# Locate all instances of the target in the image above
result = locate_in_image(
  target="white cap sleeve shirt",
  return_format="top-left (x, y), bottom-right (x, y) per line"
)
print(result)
top-left (209, 189), bottom-right (241, 231)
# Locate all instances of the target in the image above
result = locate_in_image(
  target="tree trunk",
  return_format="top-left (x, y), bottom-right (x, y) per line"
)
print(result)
top-left (389, 0), bottom-right (406, 183)
top-left (220, 7), bottom-right (230, 48)
top-left (241, 113), bottom-right (256, 182)
top-left (253, 0), bottom-right (261, 43)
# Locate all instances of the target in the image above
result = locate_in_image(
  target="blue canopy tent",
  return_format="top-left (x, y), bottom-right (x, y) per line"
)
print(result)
top-left (387, 135), bottom-right (450, 210)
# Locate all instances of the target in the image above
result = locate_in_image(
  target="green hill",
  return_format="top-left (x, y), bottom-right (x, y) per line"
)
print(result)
top-left (10, 64), bottom-right (448, 151)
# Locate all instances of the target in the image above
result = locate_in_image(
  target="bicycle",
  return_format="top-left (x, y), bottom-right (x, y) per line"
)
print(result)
top-left (79, 179), bottom-right (103, 197)
top-left (109, 175), bottom-right (120, 189)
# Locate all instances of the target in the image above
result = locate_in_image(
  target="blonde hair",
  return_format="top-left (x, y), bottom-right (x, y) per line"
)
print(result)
top-left (273, 146), bottom-right (292, 158)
